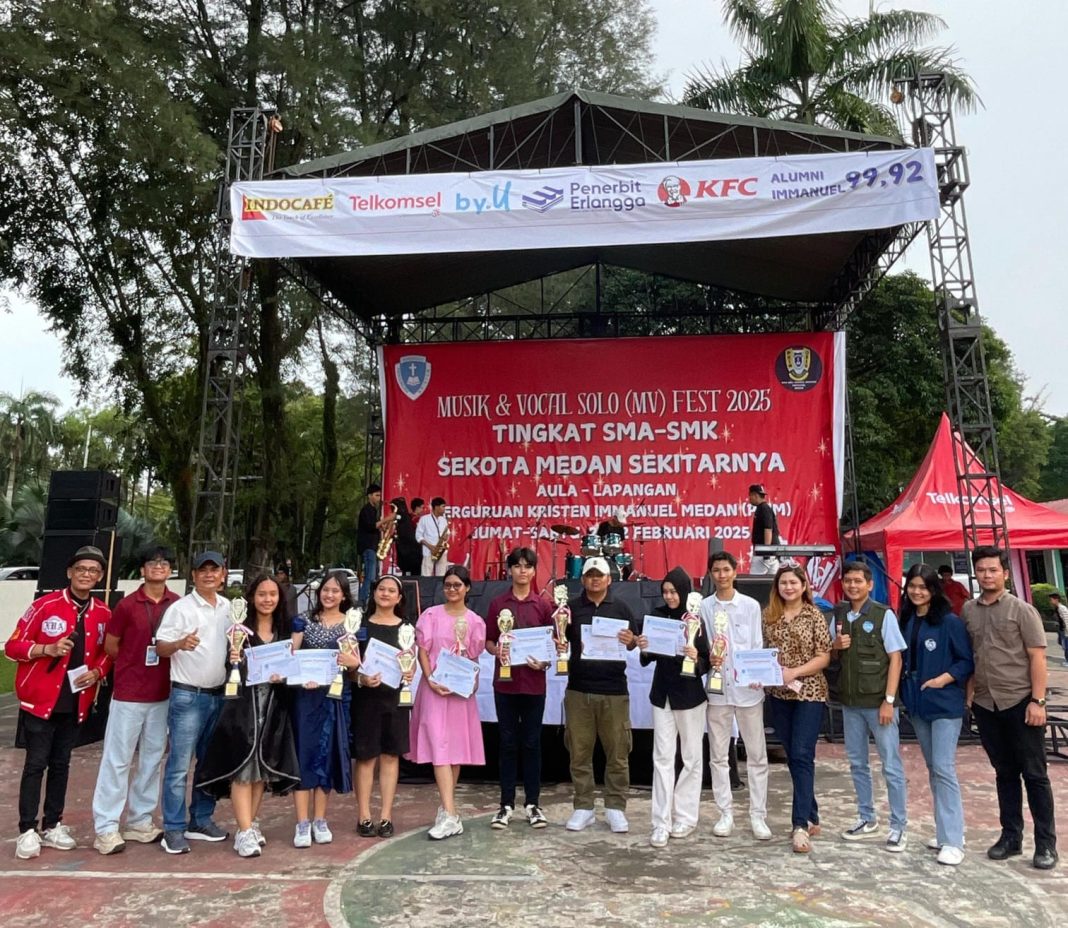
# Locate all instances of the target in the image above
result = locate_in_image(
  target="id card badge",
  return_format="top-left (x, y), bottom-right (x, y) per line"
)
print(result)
top-left (145, 644), bottom-right (160, 667)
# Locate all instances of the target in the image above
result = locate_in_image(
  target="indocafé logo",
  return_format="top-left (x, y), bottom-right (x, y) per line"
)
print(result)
top-left (241, 193), bottom-right (335, 221)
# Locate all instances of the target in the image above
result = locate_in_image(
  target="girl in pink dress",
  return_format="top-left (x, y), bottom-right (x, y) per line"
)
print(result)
top-left (407, 565), bottom-right (486, 839)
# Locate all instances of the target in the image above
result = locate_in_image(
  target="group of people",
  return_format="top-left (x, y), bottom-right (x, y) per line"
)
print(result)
top-left (5, 541), bottom-right (1057, 871)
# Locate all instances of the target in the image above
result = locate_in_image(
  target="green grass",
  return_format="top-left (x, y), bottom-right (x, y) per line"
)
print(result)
top-left (0, 658), bottom-right (15, 694)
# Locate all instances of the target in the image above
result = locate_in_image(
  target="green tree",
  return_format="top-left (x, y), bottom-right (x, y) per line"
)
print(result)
top-left (1038, 417), bottom-right (1068, 502)
top-left (0, 390), bottom-right (60, 506)
top-left (684, 0), bottom-right (977, 135)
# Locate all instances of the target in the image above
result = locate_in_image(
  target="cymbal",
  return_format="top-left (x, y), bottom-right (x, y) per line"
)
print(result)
top-left (551, 523), bottom-right (580, 536)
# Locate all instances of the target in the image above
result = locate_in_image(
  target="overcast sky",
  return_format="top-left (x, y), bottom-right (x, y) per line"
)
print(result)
top-left (2, 1), bottom-right (1065, 417)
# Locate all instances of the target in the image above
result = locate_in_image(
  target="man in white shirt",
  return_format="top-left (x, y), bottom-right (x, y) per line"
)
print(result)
top-left (155, 551), bottom-right (232, 855)
top-left (415, 497), bottom-right (450, 577)
top-left (701, 550), bottom-right (771, 840)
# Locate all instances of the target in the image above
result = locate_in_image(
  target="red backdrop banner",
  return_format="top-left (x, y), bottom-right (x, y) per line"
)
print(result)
top-left (380, 333), bottom-right (844, 592)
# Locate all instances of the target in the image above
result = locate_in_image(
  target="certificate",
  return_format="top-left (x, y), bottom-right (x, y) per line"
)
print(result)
top-left (641, 615), bottom-right (685, 657)
top-left (506, 626), bottom-right (556, 666)
top-left (591, 615), bottom-right (629, 638)
top-left (289, 649), bottom-right (339, 686)
top-left (246, 640), bottom-right (298, 684)
top-left (580, 624), bottom-right (627, 661)
top-left (360, 637), bottom-right (403, 690)
top-left (733, 648), bottom-right (784, 687)
top-left (430, 651), bottom-right (479, 698)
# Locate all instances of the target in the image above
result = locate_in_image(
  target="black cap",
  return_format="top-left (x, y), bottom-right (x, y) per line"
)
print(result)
top-left (68, 545), bottom-right (106, 569)
top-left (192, 550), bottom-right (225, 569)
top-left (748, 484), bottom-right (767, 496)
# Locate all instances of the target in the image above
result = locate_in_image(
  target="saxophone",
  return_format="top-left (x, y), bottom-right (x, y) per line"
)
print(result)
top-left (376, 503), bottom-right (399, 561)
top-left (430, 518), bottom-right (450, 563)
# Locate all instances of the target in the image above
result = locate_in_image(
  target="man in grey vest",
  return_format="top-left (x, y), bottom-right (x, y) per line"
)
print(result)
top-left (830, 560), bottom-right (909, 851)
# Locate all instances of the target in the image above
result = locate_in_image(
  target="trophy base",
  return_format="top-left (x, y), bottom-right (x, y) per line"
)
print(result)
top-left (398, 688), bottom-right (413, 707)
top-left (326, 674), bottom-right (345, 700)
top-left (555, 659), bottom-right (569, 676)
top-left (680, 657), bottom-right (696, 678)
top-left (706, 674), bottom-right (724, 694)
top-left (499, 667), bottom-right (512, 681)
top-left (223, 681), bottom-right (240, 699)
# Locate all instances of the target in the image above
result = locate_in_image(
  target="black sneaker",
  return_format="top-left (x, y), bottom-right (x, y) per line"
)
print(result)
top-left (490, 805), bottom-right (514, 829)
top-left (987, 836), bottom-right (1023, 860)
top-left (161, 830), bottom-right (191, 854)
top-left (525, 804), bottom-right (548, 829)
top-left (377, 819), bottom-right (395, 839)
top-left (185, 821), bottom-right (228, 842)
top-left (841, 819), bottom-right (879, 841)
top-left (357, 819), bottom-right (376, 838)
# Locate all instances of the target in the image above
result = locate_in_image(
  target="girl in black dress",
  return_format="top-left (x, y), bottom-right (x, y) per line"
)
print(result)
top-left (353, 574), bottom-right (415, 838)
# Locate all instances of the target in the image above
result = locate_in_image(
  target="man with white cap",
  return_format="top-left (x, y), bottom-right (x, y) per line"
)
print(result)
top-left (560, 556), bottom-right (642, 834)
top-left (5, 545), bottom-right (113, 859)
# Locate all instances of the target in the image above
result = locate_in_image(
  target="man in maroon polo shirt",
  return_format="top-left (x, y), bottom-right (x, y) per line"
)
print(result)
top-left (91, 546), bottom-right (180, 855)
top-left (485, 547), bottom-right (554, 829)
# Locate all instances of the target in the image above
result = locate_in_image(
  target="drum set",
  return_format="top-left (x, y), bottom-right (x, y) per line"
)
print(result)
top-left (552, 523), bottom-right (643, 581)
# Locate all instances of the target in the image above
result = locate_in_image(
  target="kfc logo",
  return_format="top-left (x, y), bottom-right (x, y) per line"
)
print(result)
top-left (657, 176), bottom-right (690, 207)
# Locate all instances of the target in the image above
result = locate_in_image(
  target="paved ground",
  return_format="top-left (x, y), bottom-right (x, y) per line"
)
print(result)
top-left (0, 644), bottom-right (1065, 926)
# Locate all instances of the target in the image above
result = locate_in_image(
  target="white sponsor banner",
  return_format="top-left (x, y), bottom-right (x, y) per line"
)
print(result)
top-left (230, 148), bottom-right (938, 259)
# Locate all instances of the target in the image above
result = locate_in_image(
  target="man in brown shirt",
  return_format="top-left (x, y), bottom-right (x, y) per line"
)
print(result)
top-left (963, 546), bottom-right (1056, 870)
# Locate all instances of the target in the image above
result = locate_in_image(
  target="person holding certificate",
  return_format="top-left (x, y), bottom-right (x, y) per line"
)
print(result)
top-left (762, 565), bottom-right (832, 854)
top-left (353, 575), bottom-right (414, 839)
top-left (641, 567), bottom-right (709, 848)
top-left (407, 566), bottom-right (486, 840)
top-left (484, 547), bottom-right (554, 830)
top-left (561, 557), bottom-right (641, 835)
top-left (290, 572), bottom-right (362, 848)
top-left (701, 551), bottom-right (772, 842)
top-left (196, 576), bottom-right (300, 857)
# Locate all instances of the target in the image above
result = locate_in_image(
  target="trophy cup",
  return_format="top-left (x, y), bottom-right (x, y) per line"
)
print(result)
top-left (707, 608), bottom-right (730, 694)
top-left (328, 606), bottom-right (363, 700)
top-left (680, 592), bottom-right (703, 678)
top-left (453, 613), bottom-right (468, 656)
top-left (497, 608), bottom-right (515, 681)
top-left (224, 597), bottom-right (253, 699)
top-left (396, 623), bottom-right (417, 707)
top-left (552, 584), bottom-right (571, 675)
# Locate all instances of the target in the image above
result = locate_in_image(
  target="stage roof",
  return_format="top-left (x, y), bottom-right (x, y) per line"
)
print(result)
top-left (275, 90), bottom-right (911, 323)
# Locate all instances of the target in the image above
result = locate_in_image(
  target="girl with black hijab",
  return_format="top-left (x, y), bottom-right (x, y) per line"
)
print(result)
top-left (641, 566), bottom-right (710, 848)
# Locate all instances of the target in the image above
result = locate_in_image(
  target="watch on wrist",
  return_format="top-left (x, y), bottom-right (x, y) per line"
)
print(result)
top-left (884, 694), bottom-right (895, 705)
top-left (1031, 697), bottom-right (1046, 707)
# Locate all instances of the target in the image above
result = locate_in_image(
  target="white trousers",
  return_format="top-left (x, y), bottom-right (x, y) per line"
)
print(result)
top-left (650, 701), bottom-right (706, 831)
top-left (420, 554), bottom-right (449, 577)
top-left (707, 701), bottom-right (769, 818)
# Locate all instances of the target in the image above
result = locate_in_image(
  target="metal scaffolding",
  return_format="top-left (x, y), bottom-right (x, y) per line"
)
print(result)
top-left (899, 71), bottom-right (1010, 558)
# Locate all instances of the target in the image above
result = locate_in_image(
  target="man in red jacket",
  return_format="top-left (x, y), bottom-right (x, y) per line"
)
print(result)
top-left (5, 545), bottom-right (113, 860)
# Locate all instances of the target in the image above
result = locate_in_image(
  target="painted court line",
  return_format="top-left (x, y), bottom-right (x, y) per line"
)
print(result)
top-left (0, 869), bottom-right (331, 881)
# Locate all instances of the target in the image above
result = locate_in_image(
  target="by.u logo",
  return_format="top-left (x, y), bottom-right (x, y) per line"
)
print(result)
top-left (41, 617), bottom-right (66, 637)
top-left (395, 355), bottom-right (431, 400)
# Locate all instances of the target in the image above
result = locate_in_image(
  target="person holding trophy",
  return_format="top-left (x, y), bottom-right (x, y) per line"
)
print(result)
top-left (640, 567), bottom-right (709, 848)
top-left (196, 575), bottom-right (300, 857)
top-left (762, 565), bottom-right (832, 854)
top-left (290, 572), bottom-right (362, 848)
top-left (352, 575), bottom-right (415, 839)
top-left (407, 566), bottom-right (486, 840)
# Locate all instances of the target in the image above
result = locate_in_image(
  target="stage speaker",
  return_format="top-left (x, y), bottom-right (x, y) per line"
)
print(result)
top-left (48, 469), bottom-right (120, 502)
top-left (37, 530), bottom-right (122, 593)
top-left (44, 498), bottom-right (118, 531)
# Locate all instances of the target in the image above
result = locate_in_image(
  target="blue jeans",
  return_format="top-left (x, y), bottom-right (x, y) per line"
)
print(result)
top-left (92, 699), bottom-right (169, 834)
top-left (162, 688), bottom-right (222, 833)
top-left (494, 692), bottom-right (546, 808)
top-left (842, 705), bottom-right (908, 831)
top-left (360, 548), bottom-right (378, 605)
top-left (911, 716), bottom-right (965, 848)
top-left (768, 697), bottom-right (824, 829)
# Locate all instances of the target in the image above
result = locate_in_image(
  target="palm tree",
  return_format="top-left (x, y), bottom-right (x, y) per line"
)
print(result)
top-left (684, 0), bottom-right (978, 136)
top-left (0, 390), bottom-right (60, 507)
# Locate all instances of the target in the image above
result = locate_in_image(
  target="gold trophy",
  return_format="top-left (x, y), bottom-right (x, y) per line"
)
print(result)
top-left (453, 613), bottom-right (468, 656)
top-left (707, 609), bottom-right (730, 694)
top-left (224, 597), bottom-right (253, 699)
top-left (497, 608), bottom-right (515, 681)
top-left (680, 592), bottom-right (703, 678)
top-left (328, 606), bottom-right (363, 700)
top-left (552, 584), bottom-right (571, 675)
top-left (396, 623), bottom-right (417, 707)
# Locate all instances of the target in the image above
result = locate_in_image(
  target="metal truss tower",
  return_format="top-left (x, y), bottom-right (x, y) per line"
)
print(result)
top-left (188, 108), bottom-right (276, 565)
top-left (898, 71), bottom-right (1010, 557)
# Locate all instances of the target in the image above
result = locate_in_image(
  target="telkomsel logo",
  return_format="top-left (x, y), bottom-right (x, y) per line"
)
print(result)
top-left (522, 186), bottom-right (564, 213)
top-left (241, 193), bottom-right (334, 221)
top-left (657, 176), bottom-right (690, 207)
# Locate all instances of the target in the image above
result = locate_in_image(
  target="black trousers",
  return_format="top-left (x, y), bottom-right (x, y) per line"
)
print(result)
top-left (973, 698), bottom-right (1057, 849)
top-left (18, 711), bottom-right (80, 833)
top-left (494, 692), bottom-right (546, 808)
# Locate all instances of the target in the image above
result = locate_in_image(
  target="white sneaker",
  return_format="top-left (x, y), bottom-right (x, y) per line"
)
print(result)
top-left (251, 820), bottom-right (266, 847)
top-left (750, 816), bottom-right (773, 841)
top-left (713, 813), bottom-right (734, 837)
top-left (234, 828), bottom-right (261, 858)
top-left (926, 836), bottom-right (941, 850)
top-left (937, 845), bottom-right (965, 866)
top-left (428, 813), bottom-right (463, 840)
top-left (605, 808), bottom-right (629, 833)
top-left (669, 823), bottom-right (696, 839)
top-left (311, 819), bottom-right (333, 844)
top-left (15, 829), bottom-right (40, 860)
top-left (293, 821), bottom-right (312, 848)
top-left (121, 820), bottom-right (163, 843)
top-left (93, 831), bottom-right (126, 856)
top-left (434, 806), bottom-right (446, 827)
top-left (40, 823), bottom-right (76, 850)
top-left (490, 805), bottom-right (513, 829)
top-left (566, 808), bottom-right (596, 832)
top-left (650, 827), bottom-right (669, 848)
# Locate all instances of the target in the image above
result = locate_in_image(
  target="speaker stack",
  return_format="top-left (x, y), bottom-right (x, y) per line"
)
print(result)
top-left (37, 470), bottom-right (123, 605)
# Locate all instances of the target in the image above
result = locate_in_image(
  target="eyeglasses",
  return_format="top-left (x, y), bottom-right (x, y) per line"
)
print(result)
top-left (145, 559), bottom-right (171, 568)
top-left (71, 566), bottom-right (103, 576)
top-left (442, 582), bottom-right (465, 590)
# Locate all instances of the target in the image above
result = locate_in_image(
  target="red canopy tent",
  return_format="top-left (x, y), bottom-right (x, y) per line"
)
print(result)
top-left (845, 413), bottom-right (1068, 606)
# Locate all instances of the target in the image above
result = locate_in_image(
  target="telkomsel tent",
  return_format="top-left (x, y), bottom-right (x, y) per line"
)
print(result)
top-left (845, 413), bottom-right (1068, 605)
